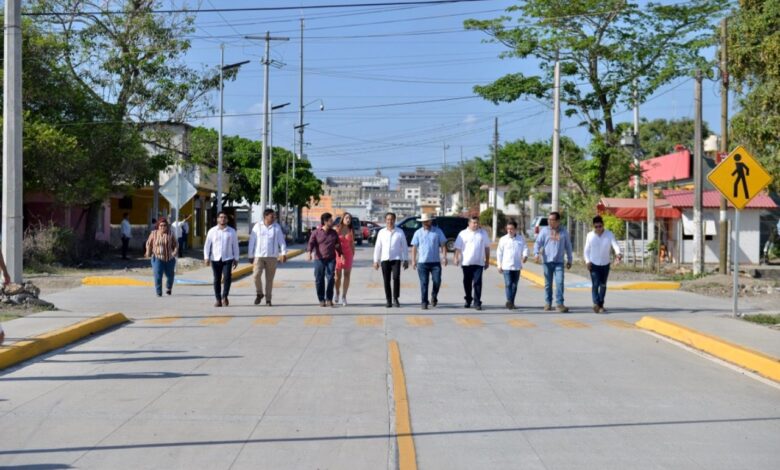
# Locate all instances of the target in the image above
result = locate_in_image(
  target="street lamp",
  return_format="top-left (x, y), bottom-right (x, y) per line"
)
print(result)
top-left (268, 102), bottom-right (290, 209)
top-left (217, 45), bottom-right (250, 213)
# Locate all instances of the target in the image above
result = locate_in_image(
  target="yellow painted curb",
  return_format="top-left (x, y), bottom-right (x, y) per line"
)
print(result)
top-left (82, 276), bottom-right (152, 287)
top-left (0, 313), bottom-right (130, 370)
top-left (389, 340), bottom-right (418, 470)
top-left (488, 258), bottom-right (545, 287)
top-left (234, 248), bottom-right (305, 280)
top-left (635, 316), bottom-right (780, 383)
top-left (612, 281), bottom-right (681, 290)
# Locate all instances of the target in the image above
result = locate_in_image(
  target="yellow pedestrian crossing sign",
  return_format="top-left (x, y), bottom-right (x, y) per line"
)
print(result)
top-left (707, 146), bottom-right (773, 210)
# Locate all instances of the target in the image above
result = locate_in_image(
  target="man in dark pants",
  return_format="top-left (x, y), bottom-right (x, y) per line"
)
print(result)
top-left (584, 215), bottom-right (622, 313)
top-left (373, 212), bottom-right (409, 307)
top-left (411, 213), bottom-right (447, 309)
top-left (120, 212), bottom-right (132, 259)
top-left (453, 216), bottom-right (491, 310)
top-left (307, 212), bottom-right (342, 307)
top-left (204, 212), bottom-right (240, 307)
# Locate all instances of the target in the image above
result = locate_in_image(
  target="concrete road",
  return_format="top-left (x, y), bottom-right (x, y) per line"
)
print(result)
top-left (1, 245), bottom-right (779, 469)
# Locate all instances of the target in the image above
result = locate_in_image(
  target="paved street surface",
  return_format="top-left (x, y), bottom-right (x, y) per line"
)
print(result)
top-left (2, 246), bottom-right (779, 469)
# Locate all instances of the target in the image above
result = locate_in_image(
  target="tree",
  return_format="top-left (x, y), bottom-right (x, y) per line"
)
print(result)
top-left (188, 127), bottom-right (322, 214)
top-left (631, 118), bottom-right (713, 158)
top-left (31, 0), bottom-right (222, 244)
top-left (465, 0), bottom-right (726, 194)
top-left (729, 0), bottom-right (780, 191)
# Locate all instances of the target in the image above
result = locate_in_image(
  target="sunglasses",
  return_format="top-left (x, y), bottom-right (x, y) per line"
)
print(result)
top-left (594, 224), bottom-right (603, 228)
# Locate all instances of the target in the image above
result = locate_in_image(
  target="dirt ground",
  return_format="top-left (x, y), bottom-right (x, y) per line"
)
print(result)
top-left (680, 273), bottom-right (780, 313)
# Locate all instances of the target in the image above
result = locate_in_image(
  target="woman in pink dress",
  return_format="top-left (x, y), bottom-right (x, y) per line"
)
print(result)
top-left (335, 212), bottom-right (355, 306)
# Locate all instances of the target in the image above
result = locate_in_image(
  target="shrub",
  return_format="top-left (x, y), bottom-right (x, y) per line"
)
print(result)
top-left (479, 208), bottom-right (507, 237)
top-left (23, 222), bottom-right (78, 270)
top-left (601, 213), bottom-right (626, 239)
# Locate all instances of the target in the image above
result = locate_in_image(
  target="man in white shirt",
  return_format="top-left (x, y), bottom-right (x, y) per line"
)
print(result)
top-left (496, 220), bottom-right (528, 310)
top-left (583, 215), bottom-right (622, 313)
top-left (248, 208), bottom-right (288, 307)
top-left (204, 211), bottom-right (240, 307)
top-left (373, 212), bottom-right (409, 308)
top-left (453, 216), bottom-right (491, 310)
top-left (120, 212), bottom-right (132, 260)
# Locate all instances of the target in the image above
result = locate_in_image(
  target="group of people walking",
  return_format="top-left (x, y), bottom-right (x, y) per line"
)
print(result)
top-left (142, 208), bottom-right (622, 313)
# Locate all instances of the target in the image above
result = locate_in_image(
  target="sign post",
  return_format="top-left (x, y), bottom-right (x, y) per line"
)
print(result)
top-left (707, 145), bottom-right (773, 317)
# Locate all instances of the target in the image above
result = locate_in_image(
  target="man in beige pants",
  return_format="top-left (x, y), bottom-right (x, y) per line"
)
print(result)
top-left (248, 209), bottom-right (288, 306)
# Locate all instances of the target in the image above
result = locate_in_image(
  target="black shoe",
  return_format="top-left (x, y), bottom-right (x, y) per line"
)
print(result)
top-left (222, 297), bottom-right (229, 307)
top-left (432, 298), bottom-right (438, 307)
top-left (505, 301), bottom-right (513, 310)
top-left (421, 302), bottom-right (429, 310)
top-left (156, 293), bottom-right (162, 297)
top-left (464, 302), bottom-right (471, 308)
top-left (166, 289), bottom-right (172, 296)
top-left (475, 304), bottom-right (483, 311)
top-left (386, 301), bottom-right (393, 308)
top-left (255, 294), bottom-right (264, 305)
top-left (393, 300), bottom-right (400, 308)
top-left (266, 300), bottom-right (272, 307)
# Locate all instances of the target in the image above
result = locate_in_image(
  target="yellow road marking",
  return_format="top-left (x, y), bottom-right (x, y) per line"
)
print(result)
top-left (254, 316), bottom-right (282, 326)
top-left (200, 316), bottom-right (233, 325)
top-left (388, 340), bottom-right (418, 470)
top-left (144, 316), bottom-right (180, 325)
top-left (81, 276), bottom-right (152, 287)
top-left (300, 282), bottom-right (315, 289)
top-left (603, 319), bottom-right (635, 329)
top-left (455, 317), bottom-right (483, 328)
top-left (406, 316), bottom-right (433, 327)
top-left (554, 319), bottom-right (590, 329)
top-left (507, 319), bottom-right (536, 328)
top-left (356, 316), bottom-right (383, 327)
top-left (304, 315), bottom-right (332, 326)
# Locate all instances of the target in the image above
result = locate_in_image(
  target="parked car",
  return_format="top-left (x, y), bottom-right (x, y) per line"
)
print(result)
top-left (529, 216), bottom-right (548, 239)
top-left (360, 220), bottom-right (378, 240)
top-left (333, 215), bottom-right (363, 245)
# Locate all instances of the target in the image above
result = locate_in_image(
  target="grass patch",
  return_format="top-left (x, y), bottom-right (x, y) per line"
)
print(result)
top-left (0, 313), bottom-right (21, 322)
top-left (741, 314), bottom-right (780, 325)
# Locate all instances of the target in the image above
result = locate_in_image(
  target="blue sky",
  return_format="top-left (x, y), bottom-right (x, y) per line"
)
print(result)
top-left (186, 0), bottom-right (732, 186)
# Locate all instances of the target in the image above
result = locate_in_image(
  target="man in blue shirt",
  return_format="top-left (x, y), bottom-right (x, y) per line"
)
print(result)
top-left (533, 211), bottom-right (573, 312)
top-left (411, 213), bottom-right (448, 309)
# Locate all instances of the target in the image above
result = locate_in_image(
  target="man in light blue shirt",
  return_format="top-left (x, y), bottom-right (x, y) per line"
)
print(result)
top-left (411, 213), bottom-right (447, 309)
top-left (533, 211), bottom-right (573, 312)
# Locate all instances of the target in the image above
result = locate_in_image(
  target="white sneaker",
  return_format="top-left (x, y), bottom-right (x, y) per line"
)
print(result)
top-left (342, 296), bottom-right (347, 306)
top-left (334, 294), bottom-right (340, 304)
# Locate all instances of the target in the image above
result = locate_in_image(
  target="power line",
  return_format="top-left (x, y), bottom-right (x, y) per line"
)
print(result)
top-left (24, 0), bottom-right (496, 16)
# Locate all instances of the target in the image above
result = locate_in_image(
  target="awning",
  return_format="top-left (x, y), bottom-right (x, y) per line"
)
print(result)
top-left (597, 198), bottom-right (682, 221)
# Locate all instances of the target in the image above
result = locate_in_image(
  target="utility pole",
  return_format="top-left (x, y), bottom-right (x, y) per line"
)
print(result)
top-left (218, 45), bottom-right (224, 213)
top-left (296, 18), bottom-right (304, 240)
top-left (719, 18), bottom-right (729, 275)
top-left (460, 146), bottom-right (466, 213)
top-left (551, 55), bottom-right (561, 212)
top-left (246, 32), bottom-right (289, 213)
top-left (3, 0), bottom-right (23, 283)
top-left (633, 80), bottom-right (641, 199)
top-left (492, 117), bottom-right (499, 242)
top-left (693, 70), bottom-right (704, 276)
top-left (441, 143), bottom-right (449, 215)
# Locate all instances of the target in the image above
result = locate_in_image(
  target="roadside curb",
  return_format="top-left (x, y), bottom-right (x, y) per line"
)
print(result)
top-left (635, 316), bottom-right (780, 383)
top-left (232, 248), bottom-right (306, 280)
top-left (80, 249), bottom-right (306, 287)
top-left (0, 312), bottom-right (130, 371)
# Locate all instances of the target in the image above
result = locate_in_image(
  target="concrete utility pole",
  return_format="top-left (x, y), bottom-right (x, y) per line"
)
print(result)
top-left (551, 56), bottom-right (561, 212)
top-left (719, 18), bottom-right (729, 275)
top-left (647, 182), bottom-right (656, 270)
top-left (633, 81), bottom-right (641, 199)
top-left (3, 0), bottom-right (23, 283)
top-left (441, 142), bottom-right (449, 215)
top-left (492, 117), bottom-right (499, 242)
top-left (246, 32), bottom-right (289, 213)
top-left (693, 70), bottom-right (705, 276)
top-left (218, 44), bottom-right (225, 213)
top-left (460, 146), bottom-right (466, 213)
top-left (296, 18), bottom-right (304, 240)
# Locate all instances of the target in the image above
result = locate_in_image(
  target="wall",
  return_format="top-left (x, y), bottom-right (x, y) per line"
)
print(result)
top-left (675, 209), bottom-right (761, 264)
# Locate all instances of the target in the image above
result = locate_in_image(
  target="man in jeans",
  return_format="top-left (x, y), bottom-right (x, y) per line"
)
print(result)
top-left (534, 211), bottom-right (573, 312)
top-left (453, 216), bottom-right (491, 311)
top-left (584, 215), bottom-right (622, 313)
top-left (204, 212), bottom-right (240, 307)
top-left (307, 212), bottom-right (342, 307)
top-left (248, 208), bottom-right (288, 307)
top-left (496, 220), bottom-right (528, 310)
top-left (410, 213), bottom-right (447, 309)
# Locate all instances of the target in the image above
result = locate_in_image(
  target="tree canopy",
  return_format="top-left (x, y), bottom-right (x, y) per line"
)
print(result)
top-left (465, 0), bottom-right (727, 194)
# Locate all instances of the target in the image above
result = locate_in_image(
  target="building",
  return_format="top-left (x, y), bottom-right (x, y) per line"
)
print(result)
top-left (398, 168), bottom-right (440, 200)
top-left (323, 173), bottom-right (390, 207)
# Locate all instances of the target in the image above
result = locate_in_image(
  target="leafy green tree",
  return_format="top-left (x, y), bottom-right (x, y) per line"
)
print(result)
top-left (729, 0), bottom-right (780, 191)
top-left (479, 207), bottom-right (507, 237)
top-left (465, 0), bottom-right (726, 194)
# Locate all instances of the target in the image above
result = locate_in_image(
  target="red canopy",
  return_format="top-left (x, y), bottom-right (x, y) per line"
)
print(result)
top-left (597, 198), bottom-right (682, 221)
